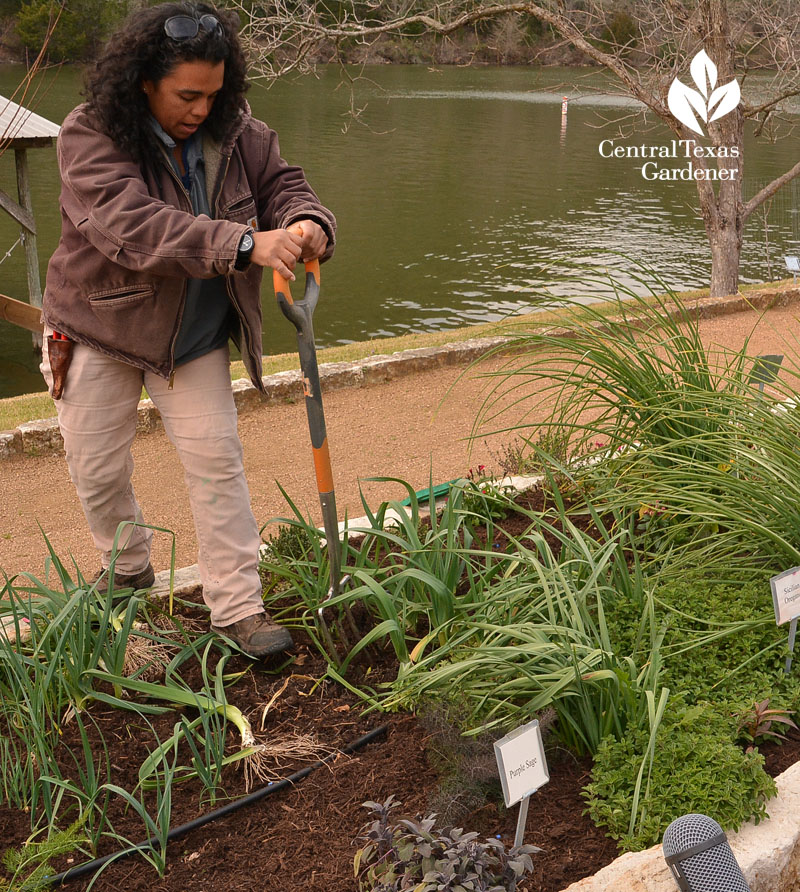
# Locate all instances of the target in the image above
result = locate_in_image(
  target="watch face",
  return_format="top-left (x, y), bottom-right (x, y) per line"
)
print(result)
top-left (241, 233), bottom-right (254, 252)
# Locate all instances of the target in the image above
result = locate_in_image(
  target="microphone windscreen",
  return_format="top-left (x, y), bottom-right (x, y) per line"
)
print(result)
top-left (662, 814), bottom-right (751, 892)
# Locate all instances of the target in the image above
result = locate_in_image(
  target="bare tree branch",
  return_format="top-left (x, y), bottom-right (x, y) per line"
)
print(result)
top-left (744, 159), bottom-right (800, 219)
top-left (240, 0), bottom-right (800, 296)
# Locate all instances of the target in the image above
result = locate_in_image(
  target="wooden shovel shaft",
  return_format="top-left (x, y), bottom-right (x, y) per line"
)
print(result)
top-left (0, 292), bottom-right (43, 334)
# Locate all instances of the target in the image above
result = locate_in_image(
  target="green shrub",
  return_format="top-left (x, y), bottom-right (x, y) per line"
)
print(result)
top-left (657, 573), bottom-right (800, 711)
top-left (604, 571), bottom-right (800, 718)
top-left (16, 0), bottom-right (131, 61)
top-left (585, 701), bottom-right (776, 851)
top-left (261, 521), bottom-right (315, 564)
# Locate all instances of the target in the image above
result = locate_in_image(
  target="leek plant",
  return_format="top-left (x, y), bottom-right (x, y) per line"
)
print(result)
top-left (98, 719), bottom-right (180, 881)
top-left (85, 667), bottom-right (305, 792)
top-left (384, 519), bottom-right (667, 755)
top-left (260, 477), bottom-right (509, 669)
top-left (0, 533), bottom-right (276, 861)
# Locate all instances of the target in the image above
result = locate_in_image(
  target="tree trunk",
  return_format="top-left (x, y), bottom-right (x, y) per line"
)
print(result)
top-left (708, 223), bottom-right (742, 297)
top-left (700, 0), bottom-right (744, 298)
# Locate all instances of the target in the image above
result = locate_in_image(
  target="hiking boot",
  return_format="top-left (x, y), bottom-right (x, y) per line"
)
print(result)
top-left (90, 563), bottom-right (156, 597)
top-left (211, 612), bottom-right (294, 658)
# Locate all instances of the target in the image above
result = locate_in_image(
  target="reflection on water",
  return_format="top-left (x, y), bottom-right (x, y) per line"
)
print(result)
top-left (387, 89), bottom-right (643, 108)
top-left (0, 64), bottom-right (797, 397)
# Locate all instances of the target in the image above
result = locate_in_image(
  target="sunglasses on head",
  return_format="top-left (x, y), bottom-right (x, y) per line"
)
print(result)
top-left (164, 13), bottom-right (222, 40)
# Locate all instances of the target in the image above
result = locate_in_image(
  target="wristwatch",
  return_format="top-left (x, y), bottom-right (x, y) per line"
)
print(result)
top-left (234, 230), bottom-right (255, 271)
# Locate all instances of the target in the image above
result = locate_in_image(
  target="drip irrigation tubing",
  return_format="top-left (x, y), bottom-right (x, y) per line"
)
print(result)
top-left (46, 724), bottom-right (388, 886)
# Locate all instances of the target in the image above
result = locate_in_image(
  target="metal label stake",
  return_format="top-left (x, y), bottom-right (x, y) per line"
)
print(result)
top-left (494, 720), bottom-right (549, 848)
top-left (770, 567), bottom-right (800, 676)
top-left (514, 792), bottom-right (532, 849)
top-left (786, 617), bottom-right (798, 675)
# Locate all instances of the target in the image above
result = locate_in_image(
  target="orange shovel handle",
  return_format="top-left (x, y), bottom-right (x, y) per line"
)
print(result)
top-left (272, 259), bottom-right (320, 305)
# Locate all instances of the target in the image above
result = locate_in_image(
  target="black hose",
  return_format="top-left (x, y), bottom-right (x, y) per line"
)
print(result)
top-left (46, 724), bottom-right (388, 886)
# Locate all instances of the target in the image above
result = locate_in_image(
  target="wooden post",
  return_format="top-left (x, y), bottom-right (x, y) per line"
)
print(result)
top-left (14, 146), bottom-right (43, 351)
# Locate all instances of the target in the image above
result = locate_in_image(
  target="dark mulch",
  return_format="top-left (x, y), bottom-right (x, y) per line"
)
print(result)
top-left (2, 631), bottom-right (796, 892)
top-left (0, 628), bottom-right (618, 892)
top-left (0, 487), bottom-right (797, 891)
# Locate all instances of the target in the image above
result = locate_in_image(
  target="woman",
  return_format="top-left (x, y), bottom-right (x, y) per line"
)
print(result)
top-left (41, 2), bottom-right (336, 657)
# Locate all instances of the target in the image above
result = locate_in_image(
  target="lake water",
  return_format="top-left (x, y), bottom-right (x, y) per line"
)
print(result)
top-left (0, 64), bottom-right (798, 398)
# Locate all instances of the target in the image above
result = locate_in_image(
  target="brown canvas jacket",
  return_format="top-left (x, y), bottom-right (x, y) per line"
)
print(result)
top-left (42, 103), bottom-right (336, 391)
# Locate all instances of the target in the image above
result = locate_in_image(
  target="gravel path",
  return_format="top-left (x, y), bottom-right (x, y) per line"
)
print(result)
top-left (2, 300), bottom-right (800, 581)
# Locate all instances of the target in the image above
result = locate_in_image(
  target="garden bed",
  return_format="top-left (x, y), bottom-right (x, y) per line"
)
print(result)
top-left (0, 484), bottom-right (797, 891)
top-left (2, 469), bottom-right (798, 890)
top-left (5, 282), bottom-right (800, 891)
top-left (0, 592), bottom-right (620, 892)
top-left (1, 591), bottom-right (797, 892)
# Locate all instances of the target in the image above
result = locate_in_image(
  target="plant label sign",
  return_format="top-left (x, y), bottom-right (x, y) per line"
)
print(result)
top-left (494, 719), bottom-right (549, 808)
top-left (770, 566), bottom-right (800, 626)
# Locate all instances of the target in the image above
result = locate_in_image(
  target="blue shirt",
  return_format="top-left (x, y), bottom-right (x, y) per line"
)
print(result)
top-left (149, 118), bottom-right (234, 368)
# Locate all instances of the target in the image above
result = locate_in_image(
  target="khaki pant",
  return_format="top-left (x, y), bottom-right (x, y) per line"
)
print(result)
top-left (41, 337), bottom-right (264, 627)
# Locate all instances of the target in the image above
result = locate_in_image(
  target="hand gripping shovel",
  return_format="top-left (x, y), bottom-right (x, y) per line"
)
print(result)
top-left (273, 258), bottom-right (358, 660)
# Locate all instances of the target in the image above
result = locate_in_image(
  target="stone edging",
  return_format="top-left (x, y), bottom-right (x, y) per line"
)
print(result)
top-left (0, 334), bottom-right (509, 460)
top-left (2, 285), bottom-right (798, 460)
top-left (561, 760), bottom-right (800, 890)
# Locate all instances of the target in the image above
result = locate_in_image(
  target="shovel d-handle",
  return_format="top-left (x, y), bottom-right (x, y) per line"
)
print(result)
top-left (273, 260), bottom-right (320, 322)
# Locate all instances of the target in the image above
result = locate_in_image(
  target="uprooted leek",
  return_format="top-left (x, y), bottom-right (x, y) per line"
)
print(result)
top-left (84, 670), bottom-right (273, 790)
top-left (140, 718), bottom-right (329, 795)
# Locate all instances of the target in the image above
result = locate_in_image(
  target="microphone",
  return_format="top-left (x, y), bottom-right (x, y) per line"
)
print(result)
top-left (662, 814), bottom-right (751, 891)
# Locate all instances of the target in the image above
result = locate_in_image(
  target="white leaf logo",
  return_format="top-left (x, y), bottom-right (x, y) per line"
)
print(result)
top-left (708, 80), bottom-right (741, 122)
top-left (690, 49), bottom-right (717, 98)
top-left (667, 49), bottom-right (740, 135)
top-left (668, 80), bottom-right (707, 134)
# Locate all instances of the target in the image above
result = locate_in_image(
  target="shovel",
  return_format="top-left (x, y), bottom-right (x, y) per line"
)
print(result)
top-left (273, 255), bottom-right (358, 660)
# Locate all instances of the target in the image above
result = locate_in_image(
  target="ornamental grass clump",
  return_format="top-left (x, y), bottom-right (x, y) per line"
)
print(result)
top-left (354, 795), bottom-right (539, 892)
top-left (473, 264), bottom-right (756, 461)
top-left (384, 508), bottom-right (668, 757)
top-left (473, 266), bottom-right (800, 577)
top-left (419, 701), bottom-right (514, 826)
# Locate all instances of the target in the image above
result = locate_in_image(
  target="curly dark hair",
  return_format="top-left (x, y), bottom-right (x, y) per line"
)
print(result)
top-left (84, 2), bottom-right (248, 163)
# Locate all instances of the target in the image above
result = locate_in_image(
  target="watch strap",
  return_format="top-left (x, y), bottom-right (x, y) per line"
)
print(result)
top-left (234, 229), bottom-right (255, 271)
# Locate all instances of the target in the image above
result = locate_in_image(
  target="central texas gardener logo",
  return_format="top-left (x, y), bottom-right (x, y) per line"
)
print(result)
top-left (667, 49), bottom-right (741, 136)
top-left (597, 48), bottom-right (741, 181)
